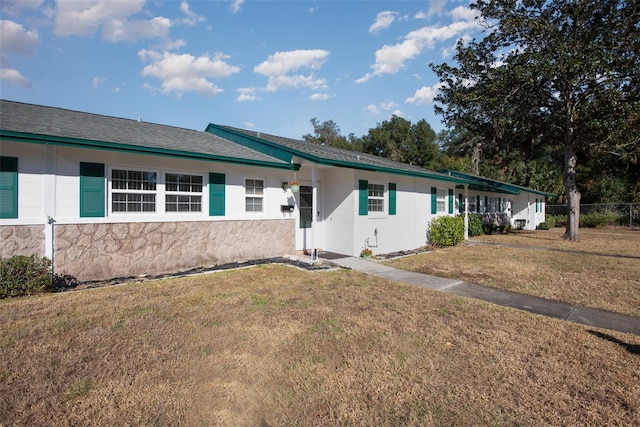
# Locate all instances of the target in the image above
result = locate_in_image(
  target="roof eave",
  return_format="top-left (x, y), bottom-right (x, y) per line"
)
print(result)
top-left (1, 130), bottom-right (293, 170)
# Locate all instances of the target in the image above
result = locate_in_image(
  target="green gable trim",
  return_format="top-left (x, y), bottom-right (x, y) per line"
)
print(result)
top-left (448, 189), bottom-right (454, 214)
top-left (359, 180), bottom-right (368, 216)
top-left (441, 169), bottom-right (554, 197)
top-left (79, 162), bottom-right (105, 218)
top-left (388, 183), bottom-right (396, 215)
top-left (0, 157), bottom-right (18, 219)
top-left (431, 187), bottom-right (437, 215)
top-left (0, 130), bottom-right (292, 171)
top-left (205, 125), bottom-right (295, 164)
top-left (207, 125), bottom-right (474, 185)
top-left (209, 173), bottom-right (226, 216)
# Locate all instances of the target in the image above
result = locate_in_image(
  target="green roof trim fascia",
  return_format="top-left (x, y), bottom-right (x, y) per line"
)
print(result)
top-left (204, 124), bottom-right (295, 164)
top-left (206, 124), bottom-right (474, 185)
top-left (441, 170), bottom-right (555, 197)
top-left (0, 130), bottom-right (293, 170)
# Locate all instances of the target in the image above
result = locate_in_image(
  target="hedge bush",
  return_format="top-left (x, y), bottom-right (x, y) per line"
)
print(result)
top-left (0, 254), bottom-right (78, 299)
top-left (468, 214), bottom-right (484, 237)
top-left (429, 216), bottom-right (464, 247)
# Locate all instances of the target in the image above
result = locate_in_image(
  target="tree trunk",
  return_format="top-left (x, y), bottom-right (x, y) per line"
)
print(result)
top-left (471, 141), bottom-right (482, 175)
top-left (562, 118), bottom-right (580, 241)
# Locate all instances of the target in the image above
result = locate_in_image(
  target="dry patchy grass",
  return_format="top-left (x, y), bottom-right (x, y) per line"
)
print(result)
top-left (1, 264), bottom-right (639, 426)
top-left (386, 227), bottom-right (640, 316)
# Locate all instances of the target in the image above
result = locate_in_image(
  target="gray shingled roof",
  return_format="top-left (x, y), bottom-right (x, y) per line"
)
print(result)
top-left (0, 100), bottom-right (289, 167)
top-left (217, 125), bottom-right (472, 183)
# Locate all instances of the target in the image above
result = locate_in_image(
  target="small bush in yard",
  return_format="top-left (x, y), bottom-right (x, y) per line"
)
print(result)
top-left (580, 212), bottom-right (619, 228)
top-left (429, 216), bottom-right (464, 247)
top-left (468, 214), bottom-right (483, 237)
top-left (0, 254), bottom-right (78, 298)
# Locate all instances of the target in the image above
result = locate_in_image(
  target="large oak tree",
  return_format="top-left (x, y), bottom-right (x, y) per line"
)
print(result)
top-left (431, 0), bottom-right (639, 240)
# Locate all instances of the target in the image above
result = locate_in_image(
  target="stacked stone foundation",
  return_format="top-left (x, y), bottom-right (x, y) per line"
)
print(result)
top-left (2, 220), bottom-right (295, 282)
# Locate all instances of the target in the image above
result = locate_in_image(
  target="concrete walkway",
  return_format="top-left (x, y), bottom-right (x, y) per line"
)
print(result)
top-left (320, 254), bottom-right (640, 336)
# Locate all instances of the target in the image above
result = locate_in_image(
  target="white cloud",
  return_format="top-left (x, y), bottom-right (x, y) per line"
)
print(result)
top-left (0, 0), bottom-right (45, 16)
top-left (92, 76), bottom-right (105, 88)
top-left (53, 0), bottom-right (171, 43)
top-left (54, 0), bottom-right (144, 36)
top-left (229, 0), bottom-right (245, 14)
top-left (178, 0), bottom-right (206, 26)
top-left (369, 11), bottom-right (397, 34)
top-left (450, 6), bottom-right (479, 22)
top-left (380, 101), bottom-right (398, 111)
top-left (0, 68), bottom-right (31, 87)
top-left (391, 109), bottom-right (404, 118)
top-left (358, 19), bottom-right (480, 82)
top-left (102, 16), bottom-right (171, 42)
top-left (310, 93), bottom-right (331, 101)
top-left (405, 82), bottom-right (445, 105)
top-left (254, 49), bottom-right (329, 92)
top-left (236, 87), bottom-right (260, 102)
top-left (429, 0), bottom-right (447, 17)
top-left (0, 20), bottom-right (39, 55)
top-left (365, 104), bottom-right (381, 115)
top-left (414, 11), bottom-right (428, 20)
top-left (139, 50), bottom-right (240, 96)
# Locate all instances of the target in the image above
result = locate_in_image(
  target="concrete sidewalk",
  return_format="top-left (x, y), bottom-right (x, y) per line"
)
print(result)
top-left (321, 255), bottom-right (640, 336)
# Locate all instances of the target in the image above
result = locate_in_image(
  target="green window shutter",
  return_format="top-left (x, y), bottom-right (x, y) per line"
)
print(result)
top-left (485, 196), bottom-right (489, 213)
top-left (358, 180), bottom-right (368, 216)
top-left (0, 157), bottom-right (18, 219)
top-left (209, 173), bottom-right (226, 216)
top-left (476, 195), bottom-right (480, 213)
top-left (388, 183), bottom-right (396, 215)
top-left (448, 189), bottom-right (454, 214)
top-left (79, 162), bottom-right (105, 218)
top-left (430, 187), bottom-right (437, 214)
top-left (458, 193), bottom-right (464, 214)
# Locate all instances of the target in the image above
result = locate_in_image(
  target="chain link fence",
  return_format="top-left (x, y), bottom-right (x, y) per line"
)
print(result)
top-left (547, 203), bottom-right (640, 227)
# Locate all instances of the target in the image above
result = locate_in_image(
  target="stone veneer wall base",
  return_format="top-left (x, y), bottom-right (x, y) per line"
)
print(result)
top-left (53, 219), bottom-right (296, 281)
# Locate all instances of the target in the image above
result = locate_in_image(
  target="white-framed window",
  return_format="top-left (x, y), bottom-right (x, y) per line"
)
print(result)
top-left (245, 178), bottom-right (264, 212)
top-left (165, 173), bottom-right (203, 212)
top-left (468, 196), bottom-right (477, 213)
top-left (111, 169), bottom-right (157, 212)
top-left (368, 183), bottom-right (385, 213)
top-left (436, 189), bottom-right (446, 213)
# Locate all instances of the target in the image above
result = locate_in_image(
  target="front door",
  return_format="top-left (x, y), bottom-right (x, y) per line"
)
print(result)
top-left (296, 185), bottom-right (313, 251)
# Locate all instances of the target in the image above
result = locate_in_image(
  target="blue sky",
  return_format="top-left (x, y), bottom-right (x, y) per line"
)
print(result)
top-left (1, 0), bottom-right (482, 139)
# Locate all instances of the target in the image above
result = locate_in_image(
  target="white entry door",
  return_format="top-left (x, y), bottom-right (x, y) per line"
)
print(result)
top-left (296, 185), bottom-right (313, 251)
top-left (295, 183), bottom-right (322, 251)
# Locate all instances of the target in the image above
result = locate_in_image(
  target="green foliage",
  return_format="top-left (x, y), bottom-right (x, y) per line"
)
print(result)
top-left (579, 212), bottom-right (620, 228)
top-left (430, 0), bottom-right (639, 211)
top-left (537, 222), bottom-right (551, 230)
top-left (545, 214), bottom-right (556, 228)
top-left (1, 255), bottom-right (52, 298)
top-left (429, 216), bottom-right (464, 247)
top-left (551, 214), bottom-right (567, 227)
top-left (0, 254), bottom-right (78, 298)
top-left (468, 214), bottom-right (484, 237)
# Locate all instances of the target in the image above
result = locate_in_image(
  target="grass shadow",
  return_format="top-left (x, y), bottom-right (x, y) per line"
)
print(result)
top-left (588, 330), bottom-right (640, 355)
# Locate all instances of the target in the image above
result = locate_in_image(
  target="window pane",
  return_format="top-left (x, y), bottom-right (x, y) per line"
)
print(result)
top-left (245, 197), bottom-right (263, 212)
top-left (368, 199), bottom-right (384, 212)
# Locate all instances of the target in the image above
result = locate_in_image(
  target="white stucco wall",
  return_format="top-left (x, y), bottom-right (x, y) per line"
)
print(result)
top-left (0, 140), bottom-right (302, 227)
